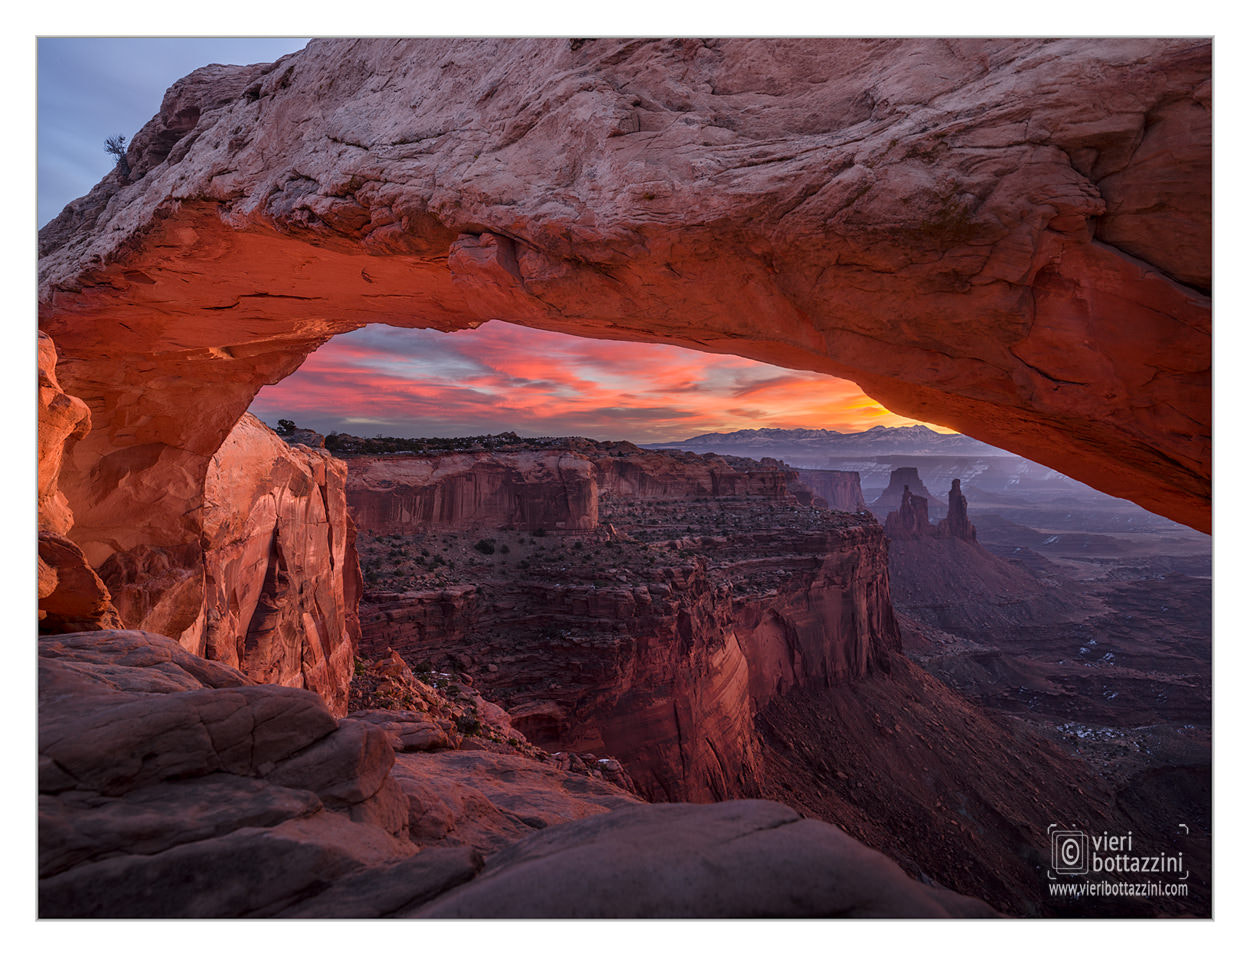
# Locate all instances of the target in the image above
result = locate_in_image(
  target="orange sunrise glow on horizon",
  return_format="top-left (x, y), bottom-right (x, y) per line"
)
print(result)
top-left (250, 322), bottom-right (956, 444)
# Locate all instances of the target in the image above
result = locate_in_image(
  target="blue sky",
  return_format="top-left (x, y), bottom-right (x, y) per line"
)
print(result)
top-left (38, 38), bottom-right (308, 225)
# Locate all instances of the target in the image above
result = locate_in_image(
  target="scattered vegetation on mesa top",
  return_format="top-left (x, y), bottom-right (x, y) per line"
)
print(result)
top-left (325, 431), bottom-right (530, 455)
top-left (104, 135), bottom-right (130, 178)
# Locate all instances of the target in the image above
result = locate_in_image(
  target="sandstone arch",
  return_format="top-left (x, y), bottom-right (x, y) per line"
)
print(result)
top-left (39, 37), bottom-right (1211, 619)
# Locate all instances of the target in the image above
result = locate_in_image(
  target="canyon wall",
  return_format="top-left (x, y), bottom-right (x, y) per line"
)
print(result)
top-left (90, 413), bottom-right (360, 715)
top-left (794, 469), bottom-right (869, 512)
top-left (592, 449), bottom-right (795, 503)
top-left (37, 332), bottom-right (121, 633)
top-left (38, 39), bottom-right (1209, 583)
top-left (350, 444), bottom-right (900, 801)
top-left (348, 451), bottom-right (598, 534)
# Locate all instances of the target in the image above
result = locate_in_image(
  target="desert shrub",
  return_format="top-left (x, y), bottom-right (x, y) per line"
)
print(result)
top-left (104, 134), bottom-right (130, 177)
top-left (473, 538), bottom-right (496, 555)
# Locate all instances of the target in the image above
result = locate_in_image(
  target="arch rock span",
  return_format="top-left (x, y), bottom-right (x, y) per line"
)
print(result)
top-left (38, 38), bottom-right (1211, 607)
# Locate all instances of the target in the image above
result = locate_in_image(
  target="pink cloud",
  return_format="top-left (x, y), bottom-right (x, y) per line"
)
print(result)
top-left (249, 322), bottom-right (954, 442)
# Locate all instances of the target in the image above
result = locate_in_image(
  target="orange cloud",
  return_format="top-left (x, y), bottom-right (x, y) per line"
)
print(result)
top-left (249, 322), bottom-right (955, 442)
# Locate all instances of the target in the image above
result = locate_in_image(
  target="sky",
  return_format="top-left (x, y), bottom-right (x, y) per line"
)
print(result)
top-left (250, 323), bottom-right (945, 443)
top-left (39, 35), bottom-right (950, 444)
top-left (38, 37), bottom-right (310, 226)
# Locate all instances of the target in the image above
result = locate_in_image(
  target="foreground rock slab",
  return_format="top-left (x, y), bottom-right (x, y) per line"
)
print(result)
top-left (39, 629), bottom-right (993, 917)
top-left (412, 800), bottom-right (997, 918)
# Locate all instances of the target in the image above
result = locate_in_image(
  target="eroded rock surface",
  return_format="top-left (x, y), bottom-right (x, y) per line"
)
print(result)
top-left (38, 41), bottom-right (1210, 589)
top-left (873, 466), bottom-right (941, 516)
top-left (412, 800), bottom-right (997, 919)
top-left (348, 450), bottom-right (599, 534)
top-left (350, 440), bottom-right (899, 801)
top-left (94, 413), bottom-right (361, 714)
top-left (794, 468), bottom-right (869, 512)
top-left (37, 332), bottom-right (120, 633)
top-left (936, 478), bottom-right (977, 541)
top-left (39, 628), bottom-right (975, 918)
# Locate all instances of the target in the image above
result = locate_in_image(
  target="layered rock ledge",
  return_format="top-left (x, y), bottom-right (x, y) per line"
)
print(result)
top-left (39, 629), bottom-right (991, 918)
top-left (349, 440), bottom-right (900, 801)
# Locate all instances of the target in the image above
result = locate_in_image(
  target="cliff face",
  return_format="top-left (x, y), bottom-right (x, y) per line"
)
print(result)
top-left (98, 414), bottom-right (360, 715)
top-left (38, 39), bottom-right (1210, 542)
top-left (347, 451), bottom-right (598, 534)
top-left (592, 451), bottom-right (795, 503)
top-left (350, 443), bottom-right (900, 801)
top-left (872, 467), bottom-right (940, 516)
top-left (200, 414), bottom-right (360, 714)
top-left (794, 469), bottom-right (869, 512)
top-left (37, 332), bottom-right (121, 633)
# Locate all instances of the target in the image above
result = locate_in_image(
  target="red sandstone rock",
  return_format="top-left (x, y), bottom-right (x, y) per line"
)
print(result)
top-left (347, 451), bottom-right (598, 534)
top-left (37, 533), bottom-right (123, 633)
top-left (353, 444), bottom-right (899, 801)
top-left (90, 414), bottom-right (358, 714)
top-left (794, 469), bottom-right (869, 512)
top-left (37, 332), bottom-right (89, 538)
top-left (37, 332), bottom-right (120, 632)
top-left (936, 478), bottom-right (977, 541)
top-left (884, 485), bottom-right (934, 540)
top-left (389, 749), bottom-right (641, 854)
top-left (37, 38), bottom-right (1209, 552)
top-left (198, 413), bottom-right (359, 714)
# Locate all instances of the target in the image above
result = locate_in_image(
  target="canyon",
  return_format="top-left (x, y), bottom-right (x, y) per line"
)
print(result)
top-left (341, 438), bottom-right (1208, 915)
top-left (348, 437), bottom-right (897, 803)
top-left (36, 37), bottom-right (1211, 919)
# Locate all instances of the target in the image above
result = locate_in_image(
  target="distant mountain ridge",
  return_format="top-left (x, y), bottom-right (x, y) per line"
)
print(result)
top-left (648, 426), bottom-right (1009, 458)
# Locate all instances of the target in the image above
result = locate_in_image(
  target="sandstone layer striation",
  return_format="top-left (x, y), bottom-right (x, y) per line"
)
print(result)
top-left (349, 440), bottom-right (899, 801)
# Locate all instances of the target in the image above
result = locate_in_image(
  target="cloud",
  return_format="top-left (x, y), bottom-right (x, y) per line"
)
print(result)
top-left (249, 323), bottom-right (954, 443)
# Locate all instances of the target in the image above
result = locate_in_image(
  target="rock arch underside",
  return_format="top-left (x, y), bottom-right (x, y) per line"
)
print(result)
top-left (36, 38), bottom-right (1211, 917)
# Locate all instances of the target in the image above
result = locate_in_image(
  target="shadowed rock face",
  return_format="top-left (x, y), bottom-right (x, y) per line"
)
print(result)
top-left (40, 629), bottom-right (989, 918)
top-left (38, 40), bottom-right (1209, 594)
top-left (884, 486), bottom-right (932, 540)
top-left (348, 451), bottom-right (599, 534)
top-left (937, 478), bottom-right (977, 541)
top-left (37, 331), bottom-right (120, 633)
top-left (92, 413), bottom-right (362, 714)
top-left (794, 469), bottom-right (869, 512)
top-left (873, 467), bottom-right (940, 515)
top-left (412, 800), bottom-right (997, 919)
